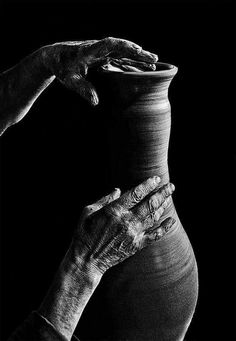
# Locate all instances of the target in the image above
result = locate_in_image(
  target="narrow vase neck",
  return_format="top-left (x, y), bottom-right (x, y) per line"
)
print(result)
top-left (95, 63), bottom-right (178, 190)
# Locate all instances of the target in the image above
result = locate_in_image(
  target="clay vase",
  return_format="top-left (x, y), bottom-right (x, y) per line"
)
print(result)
top-left (78, 63), bottom-right (199, 341)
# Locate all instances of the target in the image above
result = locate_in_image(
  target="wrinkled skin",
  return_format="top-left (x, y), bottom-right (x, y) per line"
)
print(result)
top-left (73, 176), bottom-right (175, 274)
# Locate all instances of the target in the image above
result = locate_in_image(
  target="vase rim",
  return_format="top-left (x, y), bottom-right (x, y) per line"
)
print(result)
top-left (101, 62), bottom-right (178, 77)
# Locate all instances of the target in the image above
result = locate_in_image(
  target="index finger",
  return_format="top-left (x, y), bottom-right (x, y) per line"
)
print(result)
top-left (86, 37), bottom-right (158, 64)
top-left (113, 176), bottom-right (161, 211)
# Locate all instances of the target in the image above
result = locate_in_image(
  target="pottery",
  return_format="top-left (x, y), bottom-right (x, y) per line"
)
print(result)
top-left (77, 62), bottom-right (199, 341)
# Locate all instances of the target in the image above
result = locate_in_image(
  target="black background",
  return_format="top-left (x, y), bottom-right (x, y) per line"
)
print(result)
top-left (0, 0), bottom-right (235, 340)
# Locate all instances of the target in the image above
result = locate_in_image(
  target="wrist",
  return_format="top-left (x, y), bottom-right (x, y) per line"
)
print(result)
top-left (38, 45), bottom-right (57, 78)
top-left (38, 245), bottom-right (103, 340)
top-left (63, 243), bottom-right (103, 285)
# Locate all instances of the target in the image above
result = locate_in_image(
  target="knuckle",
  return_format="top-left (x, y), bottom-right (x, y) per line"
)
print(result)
top-left (162, 200), bottom-right (168, 209)
top-left (148, 197), bottom-right (158, 213)
top-left (105, 37), bottom-right (115, 45)
top-left (165, 196), bottom-right (171, 207)
top-left (144, 214), bottom-right (154, 229)
top-left (132, 184), bottom-right (145, 202)
top-left (104, 204), bottom-right (121, 219)
top-left (158, 185), bottom-right (170, 203)
top-left (159, 203), bottom-right (166, 212)
top-left (154, 211), bottom-right (160, 222)
top-left (161, 185), bottom-right (169, 199)
top-left (154, 206), bottom-right (164, 221)
top-left (162, 183), bottom-right (173, 197)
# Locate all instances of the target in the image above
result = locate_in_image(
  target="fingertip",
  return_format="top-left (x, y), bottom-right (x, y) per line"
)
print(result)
top-left (137, 50), bottom-right (158, 64)
top-left (90, 89), bottom-right (99, 106)
top-left (150, 63), bottom-right (156, 71)
top-left (114, 187), bottom-right (121, 198)
top-left (151, 53), bottom-right (158, 63)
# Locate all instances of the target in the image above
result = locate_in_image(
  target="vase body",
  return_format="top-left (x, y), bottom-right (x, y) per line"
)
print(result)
top-left (77, 63), bottom-right (198, 341)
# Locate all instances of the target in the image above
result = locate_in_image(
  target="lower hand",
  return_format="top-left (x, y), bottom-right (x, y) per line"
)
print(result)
top-left (72, 176), bottom-right (175, 274)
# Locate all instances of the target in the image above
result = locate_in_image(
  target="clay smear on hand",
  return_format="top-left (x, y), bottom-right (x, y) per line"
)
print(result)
top-left (100, 58), bottom-right (156, 72)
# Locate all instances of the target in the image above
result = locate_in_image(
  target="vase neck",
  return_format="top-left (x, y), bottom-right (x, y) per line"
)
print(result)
top-left (108, 81), bottom-right (173, 190)
top-left (94, 65), bottom-right (177, 191)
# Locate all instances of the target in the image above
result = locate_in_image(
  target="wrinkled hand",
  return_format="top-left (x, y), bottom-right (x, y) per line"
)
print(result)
top-left (73, 176), bottom-right (175, 274)
top-left (42, 37), bottom-right (158, 106)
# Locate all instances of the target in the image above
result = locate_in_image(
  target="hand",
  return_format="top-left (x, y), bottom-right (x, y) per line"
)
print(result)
top-left (72, 176), bottom-right (175, 274)
top-left (42, 37), bottom-right (158, 105)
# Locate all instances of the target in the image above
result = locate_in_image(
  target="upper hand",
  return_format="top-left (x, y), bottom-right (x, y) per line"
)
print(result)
top-left (72, 176), bottom-right (175, 274)
top-left (42, 37), bottom-right (158, 106)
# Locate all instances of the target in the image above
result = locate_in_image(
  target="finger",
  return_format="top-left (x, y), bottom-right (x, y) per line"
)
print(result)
top-left (91, 188), bottom-right (121, 212)
top-left (100, 62), bottom-right (150, 73)
top-left (111, 64), bottom-right (143, 72)
top-left (142, 217), bottom-right (176, 247)
top-left (82, 188), bottom-right (121, 219)
top-left (86, 37), bottom-right (158, 64)
top-left (110, 58), bottom-right (156, 71)
top-left (132, 183), bottom-right (175, 221)
top-left (140, 195), bottom-right (172, 231)
top-left (60, 73), bottom-right (99, 106)
top-left (101, 64), bottom-right (126, 72)
top-left (100, 61), bottom-right (152, 72)
top-left (114, 176), bottom-right (161, 211)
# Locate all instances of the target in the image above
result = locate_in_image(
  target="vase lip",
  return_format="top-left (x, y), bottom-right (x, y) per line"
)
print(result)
top-left (101, 62), bottom-right (178, 77)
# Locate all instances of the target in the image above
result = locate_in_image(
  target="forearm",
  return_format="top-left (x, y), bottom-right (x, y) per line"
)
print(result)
top-left (38, 244), bottom-right (102, 340)
top-left (0, 46), bottom-right (55, 135)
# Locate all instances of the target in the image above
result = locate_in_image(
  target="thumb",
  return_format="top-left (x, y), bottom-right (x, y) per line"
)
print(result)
top-left (60, 73), bottom-right (99, 106)
top-left (87, 188), bottom-right (121, 215)
top-left (91, 188), bottom-right (121, 213)
top-left (81, 188), bottom-right (121, 220)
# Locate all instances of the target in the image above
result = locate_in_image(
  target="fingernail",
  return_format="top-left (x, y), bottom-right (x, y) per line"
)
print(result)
top-left (154, 175), bottom-right (161, 183)
top-left (165, 217), bottom-right (176, 231)
top-left (91, 90), bottom-right (99, 106)
top-left (113, 187), bottom-right (121, 198)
